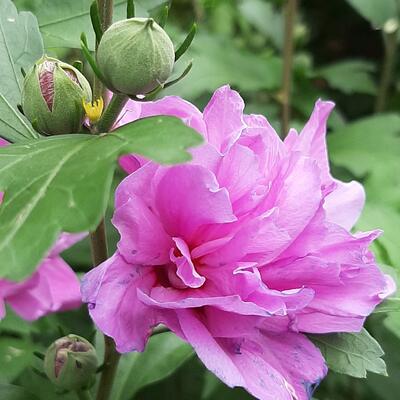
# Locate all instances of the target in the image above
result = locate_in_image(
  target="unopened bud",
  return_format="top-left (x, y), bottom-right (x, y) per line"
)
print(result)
top-left (44, 334), bottom-right (97, 390)
top-left (22, 56), bottom-right (92, 135)
top-left (97, 18), bottom-right (175, 95)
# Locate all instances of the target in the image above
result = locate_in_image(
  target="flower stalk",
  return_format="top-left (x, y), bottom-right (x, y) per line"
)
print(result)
top-left (89, 2), bottom-right (121, 400)
top-left (93, 0), bottom-right (114, 99)
top-left (281, 0), bottom-right (298, 138)
top-left (375, 19), bottom-right (399, 113)
top-left (94, 93), bottom-right (128, 133)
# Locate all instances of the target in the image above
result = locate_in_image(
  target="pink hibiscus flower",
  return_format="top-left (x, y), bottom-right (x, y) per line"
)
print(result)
top-left (82, 86), bottom-right (394, 400)
top-left (0, 138), bottom-right (84, 321)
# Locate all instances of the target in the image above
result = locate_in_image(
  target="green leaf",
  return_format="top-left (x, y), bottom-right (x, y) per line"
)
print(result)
top-left (0, 338), bottom-right (35, 383)
top-left (0, 116), bottom-right (202, 280)
top-left (164, 33), bottom-right (282, 99)
top-left (14, 0), bottom-right (169, 49)
top-left (0, 307), bottom-right (34, 335)
top-left (0, 0), bottom-right (43, 106)
top-left (201, 371), bottom-right (253, 400)
top-left (357, 204), bottom-right (400, 268)
top-left (374, 298), bottom-right (400, 313)
top-left (316, 60), bottom-right (377, 95)
top-left (238, 0), bottom-right (283, 49)
top-left (328, 114), bottom-right (400, 177)
top-left (112, 332), bottom-right (194, 400)
top-left (328, 114), bottom-right (400, 209)
top-left (309, 329), bottom-right (387, 378)
top-left (345, 0), bottom-right (397, 29)
top-left (328, 115), bottom-right (400, 269)
top-left (0, 384), bottom-right (39, 400)
top-left (0, 93), bottom-right (38, 142)
top-left (136, 356), bottom-right (205, 400)
top-left (0, 0), bottom-right (42, 141)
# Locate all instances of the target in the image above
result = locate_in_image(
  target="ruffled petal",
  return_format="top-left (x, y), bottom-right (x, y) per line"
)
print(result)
top-left (138, 265), bottom-right (312, 317)
top-left (170, 237), bottom-right (205, 288)
top-left (155, 165), bottom-right (236, 241)
top-left (216, 143), bottom-right (261, 210)
top-left (5, 257), bottom-right (81, 321)
top-left (203, 85), bottom-right (245, 153)
top-left (113, 196), bottom-right (173, 265)
top-left (266, 229), bottom-right (394, 333)
top-left (241, 114), bottom-right (286, 178)
top-left (324, 180), bottom-right (365, 230)
top-left (200, 209), bottom-right (291, 266)
top-left (115, 162), bottom-right (159, 209)
top-left (113, 98), bottom-right (141, 128)
top-left (81, 252), bottom-right (158, 352)
top-left (259, 155), bottom-right (323, 257)
top-left (177, 309), bottom-right (327, 400)
top-left (139, 95), bottom-right (206, 135)
top-left (284, 100), bottom-right (334, 187)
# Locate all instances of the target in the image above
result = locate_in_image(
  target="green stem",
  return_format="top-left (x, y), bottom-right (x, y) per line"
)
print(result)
top-left (89, 220), bottom-right (108, 266)
top-left (96, 336), bottom-right (121, 400)
top-left (281, 0), bottom-right (298, 138)
top-left (76, 390), bottom-right (93, 400)
top-left (89, 3), bottom-right (122, 400)
top-left (97, 0), bottom-right (114, 33)
top-left (192, 0), bottom-right (204, 22)
top-left (375, 29), bottom-right (398, 113)
top-left (93, 0), bottom-right (114, 99)
top-left (95, 93), bottom-right (129, 133)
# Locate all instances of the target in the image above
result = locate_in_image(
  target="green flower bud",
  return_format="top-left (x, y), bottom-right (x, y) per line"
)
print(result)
top-left (97, 18), bottom-right (175, 95)
top-left (22, 56), bottom-right (92, 135)
top-left (44, 334), bottom-right (98, 390)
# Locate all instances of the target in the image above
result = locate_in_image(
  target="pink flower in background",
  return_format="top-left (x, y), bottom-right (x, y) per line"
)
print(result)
top-left (0, 233), bottom-right (85, 320)
top-left (82, 86), bottom-right (394, 400)
top-left (0, 139), bottom-right (84, 321)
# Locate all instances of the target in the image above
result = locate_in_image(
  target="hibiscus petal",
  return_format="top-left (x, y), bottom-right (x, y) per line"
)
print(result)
top-left (171, 237), bottom-right (205, 288)
top-left (139, 95), bottom-right (206, 135)
top-left (113, 98), bottom-right (142, 128)
top-left (115, 162), bottom-right (159, 209)
top-left (241, 114), bottom-right (286, 178)
top-left (113, 196), bottom-right (173, 265)
top-left (155, 165), bottom-right (236, 240)
top-left (81, 252), bottom-right (157, 352)
top-left (262, 256), bottom-right (341, 290)
top-left (255, 155), bottom-right (322, 261)
top-left (285, 100), bottom-right (335, 187)
top-left (217, 143), bottom-right (261, 208)
top-left (200, 210), bottom-right (290, 266)
top-left (203, 85), bottom-right (245, 153)
top-left (324, 180), bottom-right (365, 230)
top-left (5, 258), bottom-right (81, 321)
top-left (138, 288), bottom-right (275, 317)
top-left (49, 232), bottom-right (87, 257)
top-left (138, 267), bottom-right (312, 317)
top-left (117, 96), bottom-right (207, 174)
top-left (177, 309), bottom-right (326, 400)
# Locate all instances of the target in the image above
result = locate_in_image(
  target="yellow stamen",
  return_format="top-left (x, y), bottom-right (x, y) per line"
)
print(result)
top-left (82, 97), bottom-right (104, 124)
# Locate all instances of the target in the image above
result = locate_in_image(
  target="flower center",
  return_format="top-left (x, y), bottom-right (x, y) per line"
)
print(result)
top-left (165, 237), bottom-right (206, 290)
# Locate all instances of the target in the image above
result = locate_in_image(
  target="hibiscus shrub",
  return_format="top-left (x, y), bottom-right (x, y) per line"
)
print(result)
top-left (0, 1), bottom-right (399, 400)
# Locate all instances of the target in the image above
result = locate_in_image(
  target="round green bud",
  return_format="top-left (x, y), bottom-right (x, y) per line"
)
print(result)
top-left (44, 334), bottom-right (98, 391)
top-left (97, 18), bottom-right (175, 95)
top-left (22, 56), bottom-right (92, 135)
